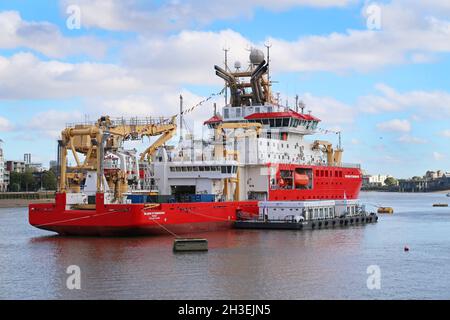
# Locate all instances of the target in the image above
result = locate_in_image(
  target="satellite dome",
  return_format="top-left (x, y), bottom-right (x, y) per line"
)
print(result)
top-left (234, 61), bottom-right (242, 69)
top-left (249, 48), bottom-right (264, 65)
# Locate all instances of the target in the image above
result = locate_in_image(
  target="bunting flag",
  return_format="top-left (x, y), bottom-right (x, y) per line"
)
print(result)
top-left (317, 127), bottom-right (340, 135)
top-left (175, 87), bottom-right (226, 118)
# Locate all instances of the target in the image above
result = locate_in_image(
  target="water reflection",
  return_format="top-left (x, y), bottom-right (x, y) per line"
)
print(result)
top-left (1, 192), bottom-right (450, 299)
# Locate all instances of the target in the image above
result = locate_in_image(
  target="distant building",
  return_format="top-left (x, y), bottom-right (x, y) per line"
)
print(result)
top-left (49, 160), bottom-right (58, 171)
top-left (24, 153), bottom-right (32, 164)
top-left (26, 162), bottom-right (44, 172)
top-left (363, 174), bottom-right (392, 187)
top-left (425, 170), bottom-right (450, 180)
top-left (6, 160), bottom-right (26, 173)
top-left (0, 140), bottom-right (7, 192)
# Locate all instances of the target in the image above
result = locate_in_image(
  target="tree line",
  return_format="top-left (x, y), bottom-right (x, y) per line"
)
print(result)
top-left (8, 169), bottom-right (57, 192)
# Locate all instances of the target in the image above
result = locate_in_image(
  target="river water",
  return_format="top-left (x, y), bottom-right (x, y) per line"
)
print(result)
top-left (0, 192), bottom-right (449, 299)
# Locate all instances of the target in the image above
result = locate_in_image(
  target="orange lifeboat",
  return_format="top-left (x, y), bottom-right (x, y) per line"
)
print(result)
top-left (294, 173), bottom-right (309, 187)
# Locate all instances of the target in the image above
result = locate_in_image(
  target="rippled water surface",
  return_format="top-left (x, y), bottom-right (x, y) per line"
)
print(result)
top-left (1, 192), bottom-right (449, 299)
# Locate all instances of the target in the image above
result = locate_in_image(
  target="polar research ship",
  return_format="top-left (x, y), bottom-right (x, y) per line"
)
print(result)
top-left (29, 48), bottom-right (369, 236)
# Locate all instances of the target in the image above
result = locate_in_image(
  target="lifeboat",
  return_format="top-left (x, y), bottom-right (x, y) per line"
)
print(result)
top-left (294, 172), bottom-right (309, 187)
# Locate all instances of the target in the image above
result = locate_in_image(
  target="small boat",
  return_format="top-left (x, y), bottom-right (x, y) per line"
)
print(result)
top-left (433, 203), bottom-right (449, 207)
top-left (446, 193), bottom-right (450, 197)
top-left (377, 207), bottom-right (394, 214)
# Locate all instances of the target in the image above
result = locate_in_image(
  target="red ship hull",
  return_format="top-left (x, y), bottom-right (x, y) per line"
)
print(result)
top-left (29, 165), bottom-right (362, 236)
top-left (29, 193), bottom-right (259, 236)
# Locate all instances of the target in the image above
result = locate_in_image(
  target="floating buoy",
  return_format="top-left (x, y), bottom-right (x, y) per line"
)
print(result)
top-left (377, 207), bottom-right (394, 214)
top-left (404, 246), bottom-right (410, 252)
top-left (173, 238), bottom-right (208, 252)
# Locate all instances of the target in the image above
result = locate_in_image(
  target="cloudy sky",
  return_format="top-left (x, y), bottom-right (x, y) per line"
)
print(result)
top-left (0, 0), bottom-right (449, 178)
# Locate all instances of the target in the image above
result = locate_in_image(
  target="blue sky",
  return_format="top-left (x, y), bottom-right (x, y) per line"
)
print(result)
top-left (1, 0), bottom-right (450, 178)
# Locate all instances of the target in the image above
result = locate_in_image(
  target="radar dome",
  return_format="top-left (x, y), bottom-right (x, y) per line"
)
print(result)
top-left (234, 61), bottom-right (242, 69)
top-left (249, 48), bottom-right (264, 65)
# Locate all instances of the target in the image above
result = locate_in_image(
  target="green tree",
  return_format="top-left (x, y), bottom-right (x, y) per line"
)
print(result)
top-left (9, 171), bottom-right (22, 192)
top-left (21, 170), bottom-right (35, 192)
top-left (42, 170), bottom-right (57, 191)
top-left (384, 177), bottom-right (398, 187)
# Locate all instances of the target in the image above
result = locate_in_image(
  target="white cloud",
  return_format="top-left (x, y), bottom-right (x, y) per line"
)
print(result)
top-left (0, 52), bottom-right (143, 100)
top-left (433, 151), bottom-right (445, 161)
top-left (0, 116), bottom-right (13, 131)
top-left (25, 109), bottom-right (84, 139)
top-left (123, 29), bottom-right (251, 86)
top-left (301, 93), bottom-right (357, 126)
top-left (359, 84), bottom-right (450, 117)
top-left (0, 11), bottom-right (105, 58)
top-left (397, 135), bottom-right (427, 144)
top-left (440, 130), bottom-right (450, 138)
top-left (60, 0), bottom-right (354, 33)
top-left (376, 119), bottom-right (411, 133)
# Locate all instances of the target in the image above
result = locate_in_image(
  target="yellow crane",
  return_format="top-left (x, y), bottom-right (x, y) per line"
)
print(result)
top-left (59, 116), bottom-right (177, 201)
top-left (213, 122), bottom-right (262, 201)
top-left (313, 140), bottom-right (343, 166)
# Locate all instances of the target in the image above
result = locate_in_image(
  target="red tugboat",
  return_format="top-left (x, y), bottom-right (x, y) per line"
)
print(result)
top-left (29, 48), bottom-right (364, 236)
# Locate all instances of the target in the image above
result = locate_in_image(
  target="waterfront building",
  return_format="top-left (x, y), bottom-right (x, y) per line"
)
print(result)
top-left (0, 140), bottom-right (7, 192)
top-left (6, 160), bottom-right (26, 173)
top-left (362, 174), bottom-right (392, 187)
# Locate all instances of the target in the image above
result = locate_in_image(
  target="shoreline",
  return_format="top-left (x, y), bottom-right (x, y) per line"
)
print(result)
top-left (0, 198), bottom-right (54, 209)
top-left (362, 189), bottom-right (450, 194)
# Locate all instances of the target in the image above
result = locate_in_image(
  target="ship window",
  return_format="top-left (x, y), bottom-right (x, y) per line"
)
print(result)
top-left (228, 166), bottom-right (232, 174)
top-left (176, 167), bottom-right (181, 172)
top-left (199, 166), bottom-right (204, 171)
top-left (221, 166), bottom-right (227, 173)
top-left (255, 107), bottom-right (260, 113)
top-left (236, 108), bottom-right (241, 117)
top-left (187, 167), bottom-right (193, 171)
top-left (224, 108), bottom-right (229, 118)
top-left (269, 119), bottom-right (275, 127)
top-left (325, 171), bottom-right (328, 177)
top-left (262, 119), bottom-right (269, 125)
top-left (267, 106), bottom-right (273, 112)
top-left (282, 118), bottom-right (289, 127)
top-left (276, 119), bottom-right (282, 127)
top-left (316, 170), bottom-right (319, 176)
top-left (205, 166), bottom-right (210, 171)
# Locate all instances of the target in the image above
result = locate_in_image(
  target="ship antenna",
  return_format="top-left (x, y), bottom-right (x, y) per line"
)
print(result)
top-left (179, 94), bottom-right (183, 143)
top-left (295, 94), bottom-right (299, 112)
top-left (223, 46), bottom-right (230, 105)
top-left (338, 131), bottom-right (342, 150)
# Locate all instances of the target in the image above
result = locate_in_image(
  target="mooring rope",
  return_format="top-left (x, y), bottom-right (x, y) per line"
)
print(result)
top-left (149, 217), bottom-right (180, 238)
